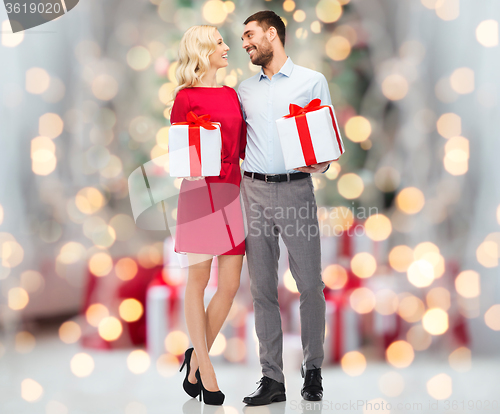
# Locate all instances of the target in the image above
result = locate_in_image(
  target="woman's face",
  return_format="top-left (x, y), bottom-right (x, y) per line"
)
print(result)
top-left (209, 30), bottom-right (229, 69)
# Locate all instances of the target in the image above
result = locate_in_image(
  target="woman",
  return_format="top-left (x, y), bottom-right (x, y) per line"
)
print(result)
top-left (170, 25), bottom-right (246, 405)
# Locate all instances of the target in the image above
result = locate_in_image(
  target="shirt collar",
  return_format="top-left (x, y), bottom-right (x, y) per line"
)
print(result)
top-left (258, 56), bottom-right (294, 81)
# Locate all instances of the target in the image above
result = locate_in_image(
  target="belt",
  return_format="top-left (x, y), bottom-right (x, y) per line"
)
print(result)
top-left (243, 171), bottom-right (310, 183)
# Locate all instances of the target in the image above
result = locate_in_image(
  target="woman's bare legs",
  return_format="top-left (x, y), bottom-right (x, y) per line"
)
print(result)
top-left (186, 254), bottom-right (244, 391)
top-left (184, 253), bottom-right (214, 389)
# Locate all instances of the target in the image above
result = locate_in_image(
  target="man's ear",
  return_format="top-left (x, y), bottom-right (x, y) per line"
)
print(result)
top-left (267, 26), bottom-right (277, 42)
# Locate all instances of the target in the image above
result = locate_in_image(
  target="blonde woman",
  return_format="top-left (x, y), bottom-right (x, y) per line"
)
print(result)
top-left (171, 26), bottom-right (246, 405)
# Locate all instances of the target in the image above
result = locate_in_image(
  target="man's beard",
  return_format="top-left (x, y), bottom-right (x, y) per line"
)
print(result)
top-left (251, 39), bottom-right (274, 67)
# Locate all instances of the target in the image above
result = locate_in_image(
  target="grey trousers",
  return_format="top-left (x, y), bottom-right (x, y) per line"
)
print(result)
top-left (240, 173), bottom-right (326, 384)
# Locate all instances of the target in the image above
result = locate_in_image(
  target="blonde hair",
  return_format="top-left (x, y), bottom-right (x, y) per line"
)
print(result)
top-left (172, 25), bottom-right (218, 101)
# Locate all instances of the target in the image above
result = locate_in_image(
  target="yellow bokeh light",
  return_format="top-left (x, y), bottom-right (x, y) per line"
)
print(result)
top-left (382, 74), bottom-right (409, 101)
top-left (349, 287), bottom-right (376, 314)
top-left (223, 1), bottom-right (235, 13)
top-left (156, 126), bottom-right (169, 150)
top-left (202, 0), bottom-right (228, 24)
top-left (59, 321), bottom-right (82, 344)
top-left (378, 371), bottom-right (405, 397)
top-left (322, 264), bottom-right (348, 290)
top-left (450, 67), bottom-right (474, 94)
top-left (98, 316), bottom-right (123, 341)
top-left (436, 112), bottom-right (461, 139)
top-left (21, 378), bottom-right (43, 402)
top-left (8, 287), bottom-right (29, 310)
top-left (422, 308), bottom-right (448, 335)
top-left (476, 20), bottom-right (499, 47)
top-left (426, 373), bottom-right (452, 400)
top-left (344, 116), bottom-right (371, 142)
top-left (311, 20), bottom-right (321, 34)
top-left (484, 304), bottom-right (500, 330)
top-left (407, 260), bottom-right (435, 288)
top-left (375, 289), bottom-right (399, 315)
top-left (127, 46), bottom-right (152, 71)
top-left (325, 35), bottom-right (351, 61)
top-left (398, 295), bottom-right (425, 323)
top-left (2, 240), bottom-right (25, 268)
top-left (58, 242), bottom-right (86, 264)
top-left (88, 252), bottom-right (113, 277)
top-left (338, 173), bottom-right (364, 199)
top-left (2, 20), bottom-right (24, 47)
top-left (92, 74), bottom-right (119, 101)
top-left (316, 0), bottom-right (342, 23)
top-left (455, 270), bottom-right (480, 298)
top-left (39, 113), bottom-right (64, 138)
top-left (351, 252), bottom-right (377, 279)
top-left (293, 10), bottom-right (306, 22)
top-left (448, 346), bottom-right (471, 372)
top-left (476, 241), bottom-right (498, 267)
top-left (284, 268), bottom-right (298, 293)
top-left (75, 187), bottom-right (105, 215)
top-left (127, 350), bottom-right (151, 374)
top-left (365, 214), bottom-right (392, 241)
top-left (156, 353), bottom-right (180, 377)
top-left (435, 0), bottom-right (459, 21)
top-left (426, 287), bottom-right (450, 311)
top-left (119, 298), bottom-right (144, 322)
top-left (419, 252), bottom-right (445, 278)
top-left (340, 351), bottom-right (366, 376)
top-left (283, 0), bottom-right (295, 12)
top-left (165, 331), bottom-right (189, 355)
top-left (70, 353), bottom-right (95, 377)
top-left (86, 303), bottom-right (109, 327)
top-left (406, 324), bottom-right (432, 351)
top-left (325, 162), bottom-right (341, 180)
top-left (15, 331), bottom-right (36, 353)
top-left (159, 82), bottom-right (176, 105)
top-left (115, 257), bottom-right (138, 281)
top-left (386, 340), bottom-right (414, 368)
top-left (26, 67), bottom-right (50, 94)
top-left (209, 333), bottom-right (227, 356)
top-left (389, 245), bottom-right (414, 272)
top-left (396, 187), bottom-right (425, 214)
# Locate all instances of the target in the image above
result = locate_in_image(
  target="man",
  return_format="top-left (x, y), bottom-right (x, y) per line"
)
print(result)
top-left (238, 10), bottom-right (336, 406)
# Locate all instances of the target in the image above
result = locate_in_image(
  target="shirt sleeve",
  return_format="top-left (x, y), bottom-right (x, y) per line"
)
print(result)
top-left (237, 88), bottom-right (247, 160)
top-left (311, 72), bottom-right (332, 106)
top-left (170, 89), bottom-right (191, 124)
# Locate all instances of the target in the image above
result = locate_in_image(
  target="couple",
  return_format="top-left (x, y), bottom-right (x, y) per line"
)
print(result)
top-left (172, 10), bottom-right (333, 406)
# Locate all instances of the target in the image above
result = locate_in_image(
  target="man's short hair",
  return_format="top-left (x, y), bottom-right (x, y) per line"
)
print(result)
top-left (244, 10), bottom-right (286, 46)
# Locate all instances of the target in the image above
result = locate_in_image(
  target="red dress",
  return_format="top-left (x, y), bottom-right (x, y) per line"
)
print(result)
top-left (170, 86), bottom-right (246, 255)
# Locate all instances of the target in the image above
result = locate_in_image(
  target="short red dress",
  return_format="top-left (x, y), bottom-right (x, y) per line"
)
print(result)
top-left (170, 86), bottom-right (246, 255)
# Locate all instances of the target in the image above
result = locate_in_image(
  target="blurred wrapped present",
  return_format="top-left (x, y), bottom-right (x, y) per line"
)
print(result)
top-left (79, 259), bottom-right (161, 350)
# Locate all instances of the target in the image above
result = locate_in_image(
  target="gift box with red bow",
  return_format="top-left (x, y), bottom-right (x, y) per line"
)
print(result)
top-left (276, 99), bottom-right (345, 170)
top-left (169, 111), bottom-right (222, 177)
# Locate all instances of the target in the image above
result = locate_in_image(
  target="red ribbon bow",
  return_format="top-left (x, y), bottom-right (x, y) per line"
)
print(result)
top-left (172, 111), bottom-right (218, 130)
top-left (284, 98), bottom-right (327, 118)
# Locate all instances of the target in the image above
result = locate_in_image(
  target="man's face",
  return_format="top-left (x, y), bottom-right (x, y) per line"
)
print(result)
top-left (241, 20), bottom-right (274, 67)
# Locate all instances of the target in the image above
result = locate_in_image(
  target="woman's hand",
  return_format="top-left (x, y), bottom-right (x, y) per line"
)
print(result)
top-left (184, 176), bottom-right (205, 181)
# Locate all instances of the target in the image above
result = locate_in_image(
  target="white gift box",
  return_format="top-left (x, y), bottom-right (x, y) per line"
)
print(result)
top-left (168, 122), bottom-right (222, 177)
top-left (276, 103), bottom-right (345, 170)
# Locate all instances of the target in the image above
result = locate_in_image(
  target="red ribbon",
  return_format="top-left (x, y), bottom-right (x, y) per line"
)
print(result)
top-left (283, 99), bottom-right (344, 165)
top-left (172, 111), bottom-right (220, 177)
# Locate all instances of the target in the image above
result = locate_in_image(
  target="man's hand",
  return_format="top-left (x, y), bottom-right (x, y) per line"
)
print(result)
top-left (294, 160), bottom-right (335, 174)
top-left (184, 176), bottom-right (205, 181)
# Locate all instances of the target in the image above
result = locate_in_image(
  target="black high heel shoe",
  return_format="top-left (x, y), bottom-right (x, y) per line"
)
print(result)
top-left (179, 348), bottom-right (200, 398)
top-left (196, 368), bottom-right (225, 405)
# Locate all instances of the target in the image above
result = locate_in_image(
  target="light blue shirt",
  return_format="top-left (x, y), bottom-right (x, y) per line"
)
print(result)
top-left (237, 57), bottom-right (332, 174)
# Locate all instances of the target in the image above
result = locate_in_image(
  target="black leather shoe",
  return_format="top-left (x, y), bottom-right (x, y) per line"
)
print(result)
top-left (243, 376), bottom-right (286, 406)
top-left (301, 367), bottom-right (323, 401)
